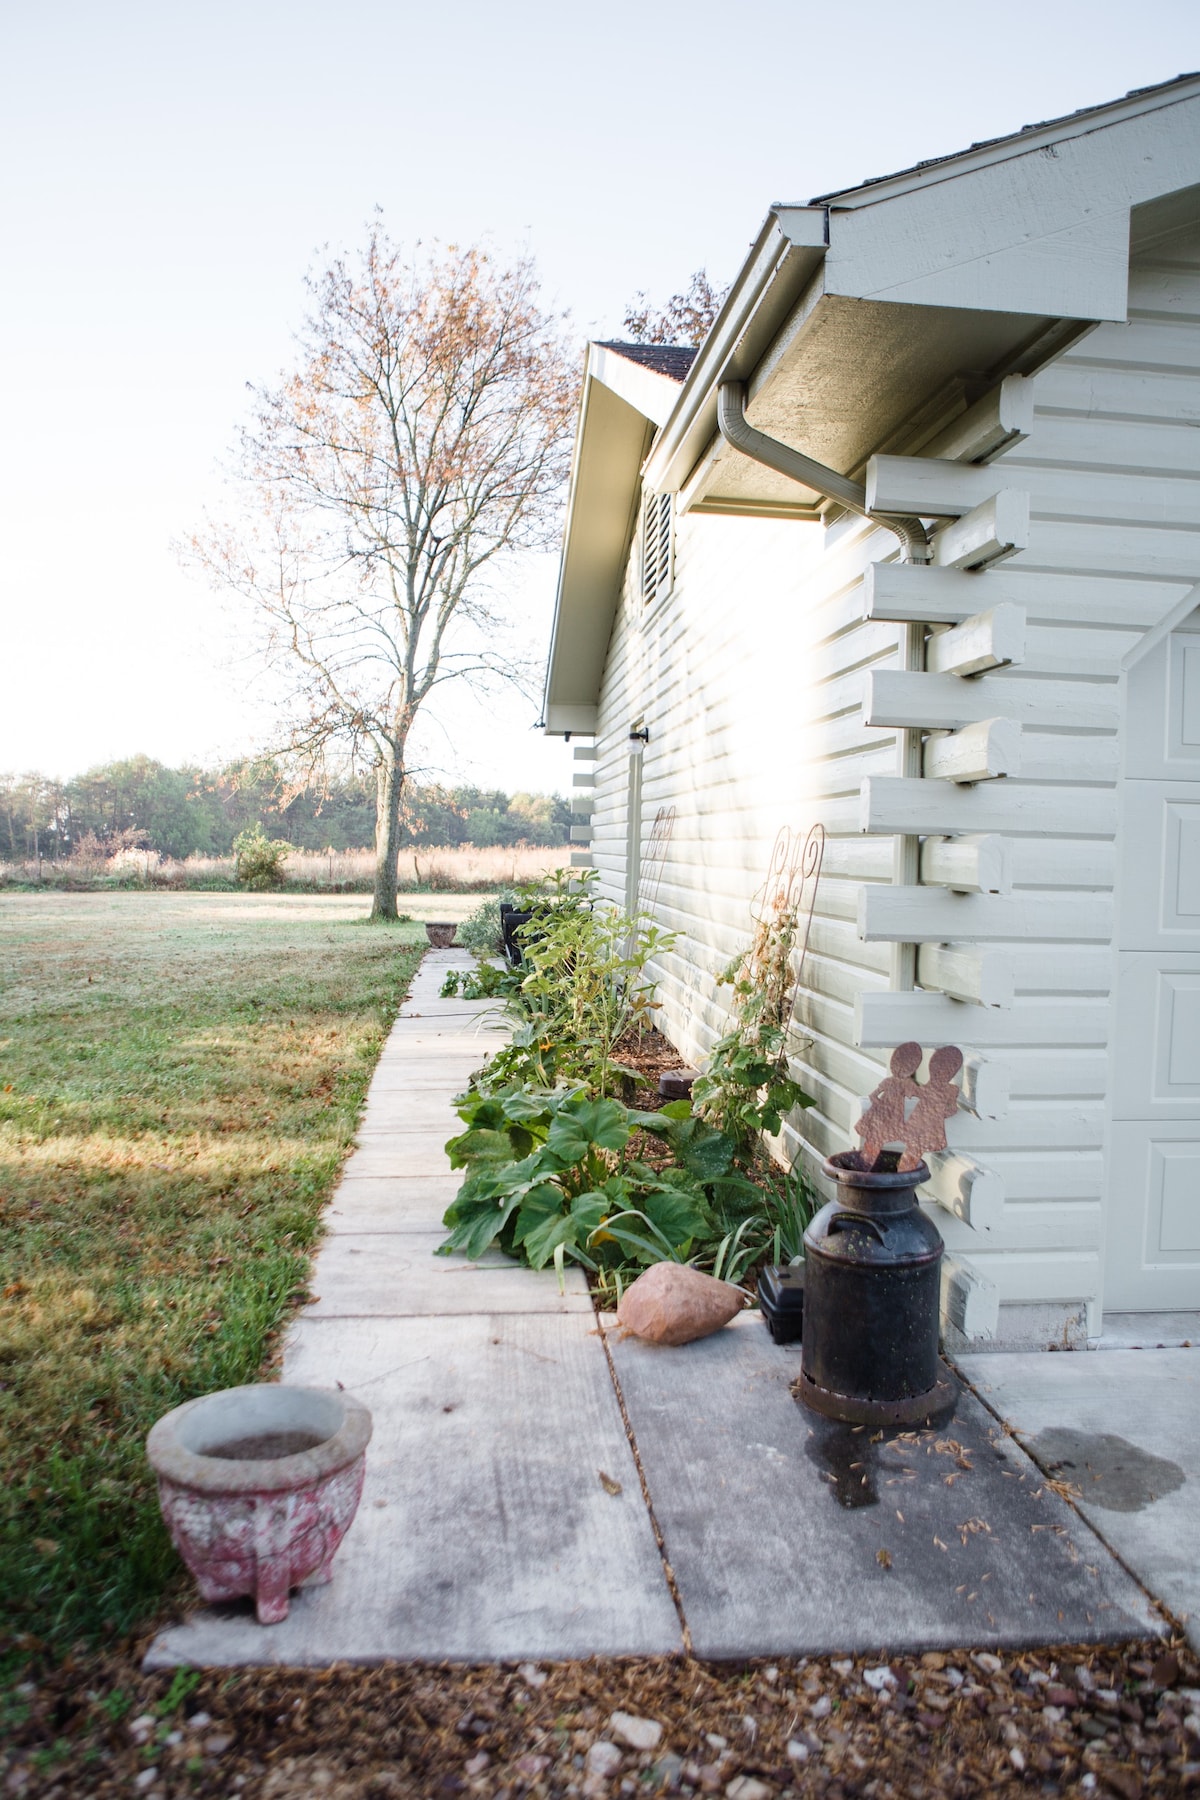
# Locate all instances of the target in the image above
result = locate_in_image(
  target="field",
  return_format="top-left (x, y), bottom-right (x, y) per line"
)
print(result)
top-left (0, 842), bottom-right (570, 894)
top-left (0, 892), bottom-right (425, 1666)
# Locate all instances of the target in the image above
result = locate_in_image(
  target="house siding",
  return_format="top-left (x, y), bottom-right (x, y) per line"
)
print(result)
top-left (583, 219), bottom-right (1200, 1334)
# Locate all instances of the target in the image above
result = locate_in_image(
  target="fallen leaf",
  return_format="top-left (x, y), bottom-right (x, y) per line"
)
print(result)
top-left (876, 1548), bottom-right (892, 1569)
top-left (598, 1470), bottom-right (623, 1496)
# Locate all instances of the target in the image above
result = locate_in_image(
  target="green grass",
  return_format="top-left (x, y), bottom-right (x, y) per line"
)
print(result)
top-left (0, 892), bottom-right (423, 1667)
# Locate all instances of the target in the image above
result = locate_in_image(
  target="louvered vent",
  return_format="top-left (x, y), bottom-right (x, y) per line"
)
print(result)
top-left (641, 489), bottom-right (673, 606)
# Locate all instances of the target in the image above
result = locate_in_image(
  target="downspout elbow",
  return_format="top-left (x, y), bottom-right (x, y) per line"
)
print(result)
top-left (716, 382), bottom-right (931, 563)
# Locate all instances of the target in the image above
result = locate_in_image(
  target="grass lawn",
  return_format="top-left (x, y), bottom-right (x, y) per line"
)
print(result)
top-left (0, 892), bottom-right (424, 1671)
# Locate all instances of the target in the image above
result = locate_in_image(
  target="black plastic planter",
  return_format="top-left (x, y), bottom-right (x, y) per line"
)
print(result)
top-left (795, 1151), bottom-right (955, 1426)
top-left (498, 903), bottom-right (533, 965)
top-left (758, 1262), bottom-right (805, 1344)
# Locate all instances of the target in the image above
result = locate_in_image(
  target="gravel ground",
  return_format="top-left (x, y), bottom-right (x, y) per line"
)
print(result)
top-left (4, 1636), bottom-right (1199, 1798)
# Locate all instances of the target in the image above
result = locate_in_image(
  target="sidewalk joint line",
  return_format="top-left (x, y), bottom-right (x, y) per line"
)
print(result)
top-left (596, 1312), bottom-right (693, 1657)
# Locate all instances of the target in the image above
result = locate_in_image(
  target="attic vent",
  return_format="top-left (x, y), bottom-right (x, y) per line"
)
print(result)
top-left (641, 488), bottom-right (674, 607)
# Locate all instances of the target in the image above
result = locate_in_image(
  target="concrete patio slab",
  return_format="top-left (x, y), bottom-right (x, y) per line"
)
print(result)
top-left (609, 1315), bottom-right (1162, 1660)
top-left (144, 1313), bottom-right (682, 1668)
top-left (325, 1175), bottom-right (461, 1233)
top-left (305, 1231), bottom-right (590, 1317)
top-left (958, 1347), bottom-right (1200, 1650)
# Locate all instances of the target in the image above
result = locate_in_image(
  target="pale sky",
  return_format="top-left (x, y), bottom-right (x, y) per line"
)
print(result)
top-left (2, 0), bottom-right (1197, 795)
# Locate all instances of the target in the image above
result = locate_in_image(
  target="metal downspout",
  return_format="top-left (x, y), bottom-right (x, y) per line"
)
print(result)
top-left (715, 381), bottom-right (926, 990)
top-left (715, 383), bottom-right (931, 563)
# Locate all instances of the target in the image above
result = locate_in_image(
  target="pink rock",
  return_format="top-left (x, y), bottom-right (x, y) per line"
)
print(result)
top-left (617, 1262), bottom-right (744, 1346)
top-left (147, 1384), bottom-right (371, 1625)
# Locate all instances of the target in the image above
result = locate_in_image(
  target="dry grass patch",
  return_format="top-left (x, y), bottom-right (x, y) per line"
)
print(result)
top-left (0, 893), bottom-right (423, 1668)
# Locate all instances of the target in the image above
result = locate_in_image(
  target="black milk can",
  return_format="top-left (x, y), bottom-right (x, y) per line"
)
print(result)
top-left (796, 1151), bottom-right (955, 1426)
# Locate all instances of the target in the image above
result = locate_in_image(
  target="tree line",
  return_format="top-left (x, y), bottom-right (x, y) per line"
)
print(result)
top-left (0, 758), bottom-right (572, 863)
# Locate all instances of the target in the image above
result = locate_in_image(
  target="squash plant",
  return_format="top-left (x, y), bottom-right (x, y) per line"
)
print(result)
top-left (438, 1084), bottom-right (753, 1280)
top-left (469, 869), bottom-right (675, 1098)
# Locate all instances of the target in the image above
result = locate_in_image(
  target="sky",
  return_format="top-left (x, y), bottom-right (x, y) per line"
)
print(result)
top-left (2, 0), bottom-right (1198, 798)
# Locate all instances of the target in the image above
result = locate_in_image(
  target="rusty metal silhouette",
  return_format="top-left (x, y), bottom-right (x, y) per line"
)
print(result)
top-left (855, 1042), bottom-right (964, 1172)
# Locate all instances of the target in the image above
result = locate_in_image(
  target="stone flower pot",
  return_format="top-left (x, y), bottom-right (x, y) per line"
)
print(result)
top-left (147, 1384), bottom-right (372, 1625)
top-left (425, 921), bottom-right (457, 948)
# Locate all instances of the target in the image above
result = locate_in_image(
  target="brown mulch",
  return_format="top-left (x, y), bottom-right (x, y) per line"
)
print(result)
top-left (4, 1636), bottom-right (1199, 1798)
top-left (613, 1027), bottom-right (690, 1099)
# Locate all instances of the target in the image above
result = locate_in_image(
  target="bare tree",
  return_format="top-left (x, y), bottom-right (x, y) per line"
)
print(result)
top-left (622, 269), bottom-right (728, 348)
top-left (189, 225), bottom-right (578, 919)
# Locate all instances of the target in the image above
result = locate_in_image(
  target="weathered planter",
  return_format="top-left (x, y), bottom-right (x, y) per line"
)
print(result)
top-left (147, 1384), bottom-right (372, 1624)
top-left (425, 921), bottom-right (458, 948)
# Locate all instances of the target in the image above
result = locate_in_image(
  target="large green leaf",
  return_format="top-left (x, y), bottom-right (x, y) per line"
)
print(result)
top-left (545, 1097), bottom-right (630, 1161)
top-left (445, 1126), bottom-right (516, 1169)
top-left (569, 1190), bottom-right (609, 1237)
top-left (666, 1117), bottom-right (735, 1180)
top-left (512, 1184), bottom-right (583, 1269)
top-left (511, 1182), bottom-right (570, 1250)
top-left (451, 1094), bottom-right (507, 1131)
top-left (641, 1182), bottom-right (710, 1245)
top-left (439, 1187), bottom-right (526, 1259)
top-left (499, 1087), bottom-right (557, 1124)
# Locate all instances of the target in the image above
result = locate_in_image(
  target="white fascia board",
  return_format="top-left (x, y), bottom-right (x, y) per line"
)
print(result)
top-left (589, 344), bottom-right (685, 429)
top-left (642, 207), bottom-right (828, 496)
top-left (822, 90), bottom-right (1200, 321)
top-left (812, 75), bottom-right (1200, 211)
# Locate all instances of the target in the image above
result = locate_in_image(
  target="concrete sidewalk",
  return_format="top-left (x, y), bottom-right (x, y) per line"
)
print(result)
top-left (960, 1345), bottom-right (1200, 1653)
top-left (147, 950), bottom-right (1169, 1668)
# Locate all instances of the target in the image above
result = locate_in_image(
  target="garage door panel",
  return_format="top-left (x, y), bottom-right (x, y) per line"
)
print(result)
top-left (1121, 787), bottom-right (1200, 948)
top-left (1114, 959), bottom-right (1200, 1116)
top-left (1107, 1124), bottom-right (1200, 1309)
top-left (1126, 623), bottom-right (1200, 780)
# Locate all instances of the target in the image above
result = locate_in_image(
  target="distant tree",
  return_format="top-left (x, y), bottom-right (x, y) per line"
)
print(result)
top-left (187, 223), bottom-right (578, 919)
top-left (0, 771), bottom-right (68, 862)
top-left (622, 269), bottom-right (729, 348)
top-left (66, 756), bottom-right (222, 860)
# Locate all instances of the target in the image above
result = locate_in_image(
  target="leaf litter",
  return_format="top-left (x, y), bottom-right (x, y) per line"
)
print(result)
top-left (4, 1633), bottom-right (1199, 1797)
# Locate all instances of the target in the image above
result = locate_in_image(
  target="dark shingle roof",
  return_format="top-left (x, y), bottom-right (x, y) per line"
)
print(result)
top-left (596, 341), bottom-right (698, 382)
top-left (806, 70), bottom-right (1200, 204)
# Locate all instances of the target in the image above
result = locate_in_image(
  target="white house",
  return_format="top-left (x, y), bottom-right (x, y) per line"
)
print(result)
top-left (540, 74), bottom-right (1200, 1349)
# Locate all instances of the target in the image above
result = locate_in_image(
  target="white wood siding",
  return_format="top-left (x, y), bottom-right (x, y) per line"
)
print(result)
top-left (585, 218), bottom-right (1200, 1326)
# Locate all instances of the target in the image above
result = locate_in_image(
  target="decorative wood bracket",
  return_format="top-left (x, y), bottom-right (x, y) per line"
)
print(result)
top-left (919, 834), bottom-right (1011, 895)
top-left (941, 1253), bottom-right (1000, 1336)
top-left (920, 1150), bottom-right (1004, 1233)
top-left (925, 603), bottom-right (1026, 677)
top-left (916, 943), bottom-right (1013, 1009)
top-left (932, 491), bottom-right (1029, 570)
top-left (923, 717), bottom-right (1022, 783)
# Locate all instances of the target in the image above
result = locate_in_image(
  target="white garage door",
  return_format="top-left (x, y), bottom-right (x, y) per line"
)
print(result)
top-left (1106, 610), bottom-right (1200, 1309)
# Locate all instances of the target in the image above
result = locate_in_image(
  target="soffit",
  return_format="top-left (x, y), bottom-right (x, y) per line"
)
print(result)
top-left (652, 87), bottom-right (1200, 513)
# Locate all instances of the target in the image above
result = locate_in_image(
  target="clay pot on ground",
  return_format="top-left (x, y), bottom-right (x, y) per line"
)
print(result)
top-left (425, 921), bottom-right (458, 948)
top-left (147, 1384), bottom-right (372, 1625)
